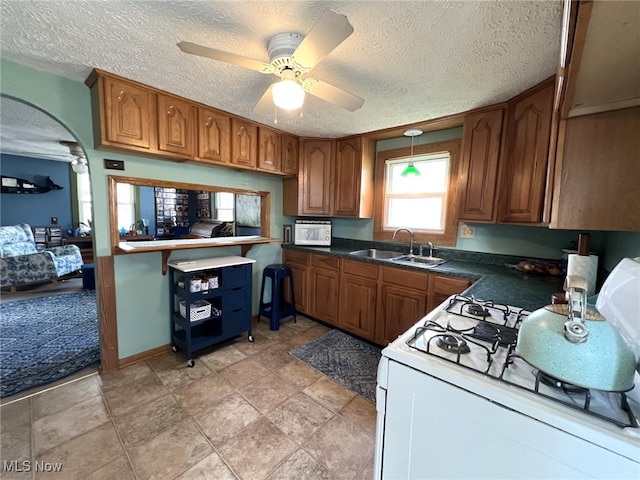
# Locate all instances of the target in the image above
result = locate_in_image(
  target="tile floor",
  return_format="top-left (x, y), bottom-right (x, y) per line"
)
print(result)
top-left (0, 316), bottom-right (376, 480)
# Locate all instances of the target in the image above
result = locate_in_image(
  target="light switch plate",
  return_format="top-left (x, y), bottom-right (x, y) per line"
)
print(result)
top-left (104, 159), bottom-right (125, 170)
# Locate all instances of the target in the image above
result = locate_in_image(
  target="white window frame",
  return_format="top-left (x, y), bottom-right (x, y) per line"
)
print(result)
top-left (77, 173), bottom-right (92, 228)
top-left (383, 153), bottom-right (451, 234)
top-left (116, 182), bottom-right (136, 231)
top-left (214, 192), bottom-right (235, 221)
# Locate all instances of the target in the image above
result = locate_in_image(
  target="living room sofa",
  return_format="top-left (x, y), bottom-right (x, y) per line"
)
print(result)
top-left (0, 223), bottom-right (83, 290)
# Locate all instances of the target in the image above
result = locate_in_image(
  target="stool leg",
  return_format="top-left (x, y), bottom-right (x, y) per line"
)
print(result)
top-left (258, 273), bottom-right (267, 323)
top-left (270, 274), bottom-right (280, 331)
top-left (289, 275), bottom-right (297, 324)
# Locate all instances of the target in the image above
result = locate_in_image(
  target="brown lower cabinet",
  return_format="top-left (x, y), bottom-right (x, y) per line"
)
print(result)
top-left (430, 275), bottom-right (472, 311)
top-left (283, 250), bottom-right (473, 346)
top-left (282, 250), bottom-right (309, 313)
top-left (308, 254), bottom-right (340, 325)
top-left (377, 266), bottom-right (430, 345)
top-left (339, 260), bottom-right (378, 340)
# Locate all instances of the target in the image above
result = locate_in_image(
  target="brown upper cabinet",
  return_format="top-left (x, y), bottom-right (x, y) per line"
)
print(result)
top-left (157, 93), bottom-right (196, 158)
top-left (297, 139), bottom-right (335, 216)
top-left (456, 77), bottom-right (554, 225)
top-left (498, 79), bottom-right (554, 224)
top-left (86, 69), bottom-right (298, 176)
top-left (281, 134), bottom-right (300, 175)
top-left (230, 118), bottom-right (257, 169)
top-left (283, 136), bottom-right (375, 218)
top-left (548, 1), bottom-right (640, 231)
top-left (257, 126), bottom-right (282, 172)
top-left (89, 72), bottom-right (157, 151)
top-left (333, 136), bottom-right (375, 218)
top-left (197, 107), bottom-right (230, 164)
top-left (458, 107), bottom-right (505, 222)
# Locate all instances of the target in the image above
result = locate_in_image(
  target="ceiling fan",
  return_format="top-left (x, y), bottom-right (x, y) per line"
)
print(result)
top-left (177, 10), bottom-right (364, 112)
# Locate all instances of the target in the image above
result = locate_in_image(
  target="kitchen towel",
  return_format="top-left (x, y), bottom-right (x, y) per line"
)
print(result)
top-left (567, 253), bottom-right (598, 296)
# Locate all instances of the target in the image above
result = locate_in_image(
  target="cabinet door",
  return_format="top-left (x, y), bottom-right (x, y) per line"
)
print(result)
top-left (551, 107), bottom-right (640, 231)
top-left (257, 127), bottom-right (282, 172)
top-left (230, 118), bottom-right (257, 168)
top-left (300, 140), bottom-right (333, 215)
top-left (334, 136), bottom-right (375, 218)
top-left (499, 81), bottom-right (554, 223)
top-left (104, 76), bottom-right (154, 149)
top-left (308, 267), bottom-right (339, 325)
top-left (286, 263), bottom-right (308, 314)
top-left (197, 107), bottom-right (230, 163)
top-left (458, 108), bottom-right (505, 222)
top-left (429, 275), bottom-right (472, 311)
top-left (334, 137), bottom-right (362, 216)
top-left (281, 134), bottom-right (300, 175)
top-left (379, 284), bottom-right (427, 345)
top-left (157, 94), bottom-right (196, 157)
top-left (339, 274), bottom-right (376, 340)
top-left (283, 249), bottom-right (309, 313)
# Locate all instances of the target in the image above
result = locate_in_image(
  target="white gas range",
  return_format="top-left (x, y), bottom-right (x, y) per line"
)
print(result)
top-left (374, 259), bottom-right (640, 479)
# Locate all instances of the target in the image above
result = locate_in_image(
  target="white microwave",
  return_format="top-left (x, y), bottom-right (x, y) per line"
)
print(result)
top-left (294, 220), bottom-right (332, 246)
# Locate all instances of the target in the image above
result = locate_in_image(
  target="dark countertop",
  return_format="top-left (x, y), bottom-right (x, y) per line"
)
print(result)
top-left (283, 243), bottom-right (563, 312)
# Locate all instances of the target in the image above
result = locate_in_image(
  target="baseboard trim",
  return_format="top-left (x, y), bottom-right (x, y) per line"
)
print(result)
top-left (116, 315), bottom-right (262, 369)
top-left (118, 344), bottom-right (172, 369)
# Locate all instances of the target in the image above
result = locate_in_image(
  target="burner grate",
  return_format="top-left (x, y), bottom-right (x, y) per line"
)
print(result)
top-left (406, 295), bottom-right (638, 429)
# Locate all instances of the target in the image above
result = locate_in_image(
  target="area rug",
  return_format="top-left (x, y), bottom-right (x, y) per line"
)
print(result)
top-left (0, 291), bottom-right (99, 398)
top-left (290, 329), bottom-right (381, 403)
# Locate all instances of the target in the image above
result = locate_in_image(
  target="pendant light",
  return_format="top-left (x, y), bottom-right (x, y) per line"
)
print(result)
top-left (401, 128), bottom-right (423, 177)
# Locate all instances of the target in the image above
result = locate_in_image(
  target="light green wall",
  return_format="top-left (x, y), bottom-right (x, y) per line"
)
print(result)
top-left (601, 231), bottom-right (640, 271)
top-left (1, 59), bottom-right (286, 358)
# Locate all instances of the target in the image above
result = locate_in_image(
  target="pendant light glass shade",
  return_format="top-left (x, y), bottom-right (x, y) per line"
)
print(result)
top-left (401, 128), bottom-right (423, 177)
top-left (272, 70), bottom-right (305, 111)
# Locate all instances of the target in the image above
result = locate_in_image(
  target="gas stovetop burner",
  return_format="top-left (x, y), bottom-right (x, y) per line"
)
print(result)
top-left (469, 320), bottom-right (518, 346)
top-left (436, 335), bottom-right (470, 354)
top-left (466, 303), bottom-right (490, 317)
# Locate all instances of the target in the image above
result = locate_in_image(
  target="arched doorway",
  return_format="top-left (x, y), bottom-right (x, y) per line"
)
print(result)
top-left (0, 95), bottom-right (101, 399)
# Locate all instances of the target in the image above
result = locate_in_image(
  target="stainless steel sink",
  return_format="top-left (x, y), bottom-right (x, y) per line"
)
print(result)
top-left (349, 249), bottom-right (405, 259)
top-left (391, 255), bottom-right (446, 268)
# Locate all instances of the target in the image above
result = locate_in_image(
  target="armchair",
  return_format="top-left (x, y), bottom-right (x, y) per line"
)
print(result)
top-left (0, 223), bottom-right (83, 290)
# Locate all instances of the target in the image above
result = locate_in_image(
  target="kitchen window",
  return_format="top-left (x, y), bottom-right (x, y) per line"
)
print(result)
top-left (76, 172), bottom-right (92, 228)
top-left (116, 182), bottom-right (136, 231)
top-left (373, 139), bottom-right (461, 246)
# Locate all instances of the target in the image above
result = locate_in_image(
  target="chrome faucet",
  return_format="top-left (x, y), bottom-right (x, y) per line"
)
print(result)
top-left (393, 228), bottom-right (415, 255)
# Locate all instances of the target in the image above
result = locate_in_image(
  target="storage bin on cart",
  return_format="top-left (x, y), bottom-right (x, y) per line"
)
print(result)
top-left (179, 299), bottom-right (211, 321)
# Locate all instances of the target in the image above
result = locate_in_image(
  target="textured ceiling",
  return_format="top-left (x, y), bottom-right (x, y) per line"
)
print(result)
top-left (0, 0), bottom-right (563, 159)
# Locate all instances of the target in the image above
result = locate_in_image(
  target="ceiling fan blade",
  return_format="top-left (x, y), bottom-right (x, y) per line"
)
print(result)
top-left (177, 41), bottom-right (276, 74)
top-left (253, 85), bottom-right (275, 113)
top-left (290, 10), bottom-right (354, 73)
top-left (303, 77), bottom-right (364, 112)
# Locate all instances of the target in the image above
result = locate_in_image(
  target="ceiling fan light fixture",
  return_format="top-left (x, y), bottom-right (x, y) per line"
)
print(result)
top-left (272, 77), bottom-right (305, 111)
top-left (71, 160), bottom-right (88, 175)
top-left (401, 128), bottom-right (423, 177)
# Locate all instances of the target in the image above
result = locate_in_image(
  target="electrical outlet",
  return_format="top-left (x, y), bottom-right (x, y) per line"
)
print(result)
top-left (460, 223), bottom-right (475, 239)
top-left (50, 216), bottom-right (58, 225)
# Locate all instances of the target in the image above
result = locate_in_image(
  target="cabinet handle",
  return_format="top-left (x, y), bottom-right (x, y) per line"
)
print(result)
top-left (232, 287), bottom-right (242, 291)
top-left (232, 308), bottom-right (242, 313)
